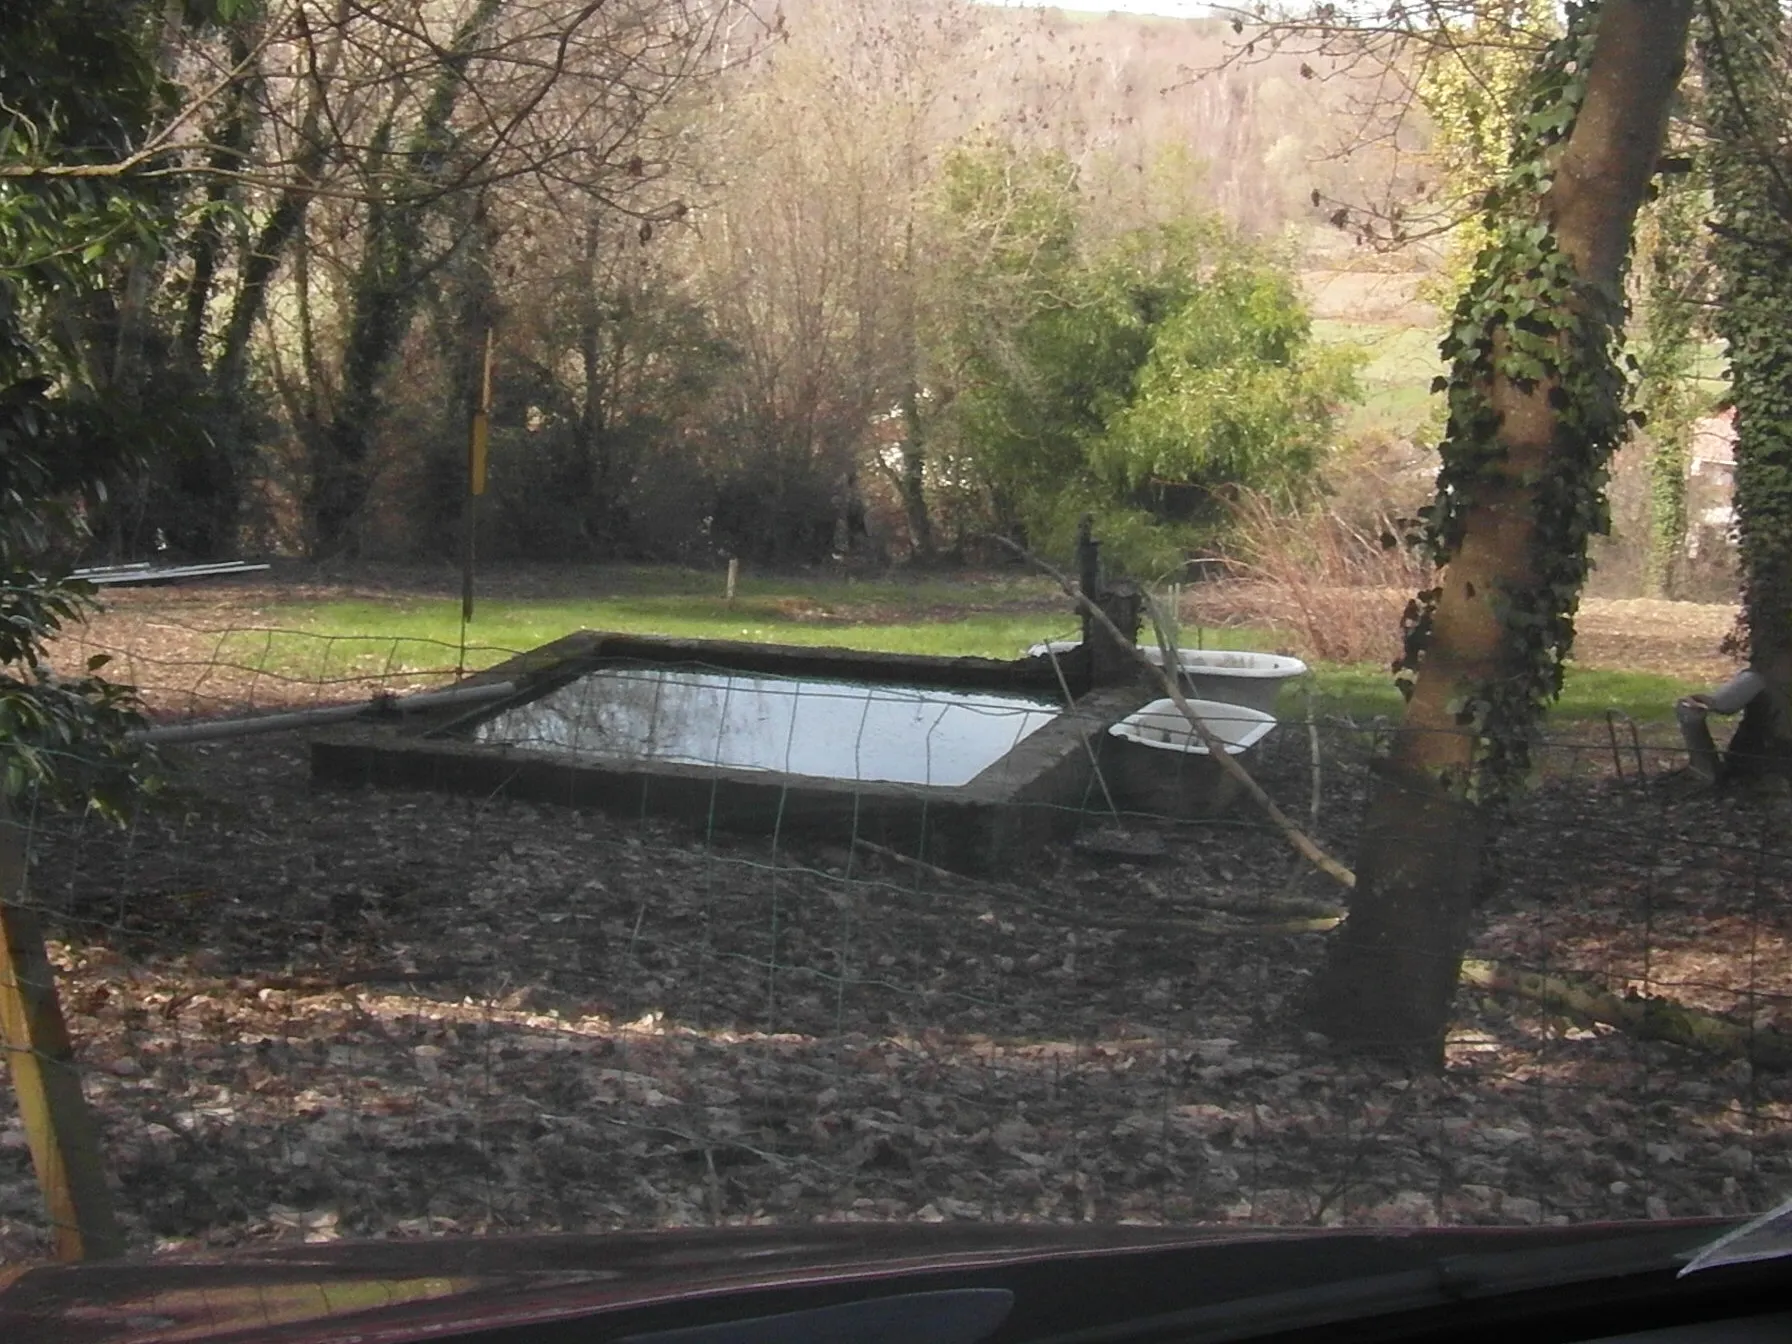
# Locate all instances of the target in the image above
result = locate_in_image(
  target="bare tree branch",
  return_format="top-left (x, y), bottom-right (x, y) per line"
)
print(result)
top-left (992, 536), bottom-right (1357, 891)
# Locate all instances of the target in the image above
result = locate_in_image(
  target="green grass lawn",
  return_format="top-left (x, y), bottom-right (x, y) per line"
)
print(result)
top-left (230, 572), bottom-right (1083, 684)
top-left (1313, 317), bottom-right (1444, 439)
top-left (1293, 661), bottom-right (1697, 727)
top-left (300, 596), bottom-right (1077, 663)
top-left (276, 587), bottom-right (1294, 671)
top-left (1316, 318), bottom-right (1732, 442)
top-left (250, 572), bottom-right (1698, 731)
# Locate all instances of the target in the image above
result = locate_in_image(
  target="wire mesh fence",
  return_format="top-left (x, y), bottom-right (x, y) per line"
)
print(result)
top-left (2, 619), bottom-right (1789, 1261)
top-left (55, 607), bottom-right (517, 720)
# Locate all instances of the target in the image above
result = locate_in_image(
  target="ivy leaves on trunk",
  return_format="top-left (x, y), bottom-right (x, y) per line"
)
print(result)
top-left (1702, 0), bottom-right (1792, 780)
top-left (1302, 0), bottom-right (1692, 1065)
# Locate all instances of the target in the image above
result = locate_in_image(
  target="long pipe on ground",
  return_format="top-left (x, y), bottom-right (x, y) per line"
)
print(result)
top-left (82, 562), bottom-right (272, 587)
top-left (132, 679), bottom-right (520, 746)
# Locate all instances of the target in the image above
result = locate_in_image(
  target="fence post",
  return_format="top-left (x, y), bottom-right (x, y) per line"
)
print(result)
top-left (0, 798), bottom-right (123, 1260)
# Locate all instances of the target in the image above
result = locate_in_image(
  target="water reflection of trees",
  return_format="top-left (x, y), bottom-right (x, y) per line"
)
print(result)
top-left (475, 668), bottom-right (1058, 786)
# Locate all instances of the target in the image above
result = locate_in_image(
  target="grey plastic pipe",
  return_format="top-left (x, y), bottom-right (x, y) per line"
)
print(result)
top-left (132, 679), bottom-right (519, 746)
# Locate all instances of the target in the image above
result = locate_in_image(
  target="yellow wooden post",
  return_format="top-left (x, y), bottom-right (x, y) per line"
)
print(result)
top-left (0, 799), bottom-right (123, 1260)
top-left (468, 325), bottom-right (493, 499)
top-left (461, 325), bottom-right (495, 628)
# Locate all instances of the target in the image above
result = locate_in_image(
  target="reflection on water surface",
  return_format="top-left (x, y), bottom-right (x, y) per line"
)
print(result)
top-left (472, 666), bottom-right (1061, 787)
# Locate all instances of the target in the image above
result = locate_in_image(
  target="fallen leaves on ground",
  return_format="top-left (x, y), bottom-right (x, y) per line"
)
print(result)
top-left (1, 715), bottom-right (1787, 1262)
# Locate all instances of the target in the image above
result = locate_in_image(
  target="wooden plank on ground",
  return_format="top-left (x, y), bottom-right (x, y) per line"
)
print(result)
top-left (0, 801), bottom-right (123, 1260)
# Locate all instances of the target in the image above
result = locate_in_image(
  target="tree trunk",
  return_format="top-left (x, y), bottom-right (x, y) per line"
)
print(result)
top-left (1302, 0), bottom-right (1690, 1065)
top-left (895, 209), bottom-right (935, 563)
top-left (1635, 171), bottom-right (1704, 600)
top-left (164, 22), bottom-right (265, 559)
top-left (308, 0), bottom-right (503, 557)
top-left (1644, 426), bottom-right (1690, 598)
top-left (899, 380), bottom-right (934, 561)
top-left (180, 22), bottom-right (261, 364)
top-left (214, 0), bottom-right (347, 397)
top-left (577, 212), bottom-right (614, 553)
top-left (1704, 0), bottom-right (1792, 782)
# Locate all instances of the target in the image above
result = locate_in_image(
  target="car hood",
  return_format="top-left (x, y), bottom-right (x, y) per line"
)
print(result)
top-left (0, 1218), bottom-right (1737, 1344)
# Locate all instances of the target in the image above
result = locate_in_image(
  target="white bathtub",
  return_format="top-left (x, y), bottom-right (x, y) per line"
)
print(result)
top-left (1025, 641), bottom-right (1306, 714)
top-left (1107, 698), bottom-right (1278, 756)
top-left (1146, 649), bottom-right (1307, 715)
top-left (1102, 698), bottom-right (1277, 816)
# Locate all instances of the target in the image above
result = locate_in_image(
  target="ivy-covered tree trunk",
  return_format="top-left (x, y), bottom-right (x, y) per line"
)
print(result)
top-left (215, 0), bottom-right (348, 400)
top-left (1703, 0), bottom-right (1792, 780)
top-left (576, 213), bottom-right (625, 554)
top-left (1302, 0), bottom-right (1690, 1065)
top-left (897, 213), bottom-right (935, 563)
top-left (308, 0), bottom-right (502, 557)
top-left (899, 380), bottom-right (935, 561)
top-left (1636, 176), bottom-right (1705, 599)
top-left (180, 19), bottom-right (259, 364)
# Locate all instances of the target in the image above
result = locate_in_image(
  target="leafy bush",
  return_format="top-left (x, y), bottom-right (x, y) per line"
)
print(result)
top-left (0, 0), bottom-right (161, 807)
top-left (927, 144), bottom-right (1361, 575)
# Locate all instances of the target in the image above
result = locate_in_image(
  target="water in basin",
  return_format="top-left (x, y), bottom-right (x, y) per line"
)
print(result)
top-left (471, 666), bottom-right (1061, 787)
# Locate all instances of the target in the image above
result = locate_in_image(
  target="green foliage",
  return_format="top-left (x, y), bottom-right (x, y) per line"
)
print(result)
top-left (1702, 0), bottom-right (1792, 676)
top-left (1095, 232), bottom-right (1361, 503)
top-left (0, 0), bottom-right (158, 810)
top-left (0, 0), bottom-right (256, 563)
top-left (927, 143), bottom-right (1356, 575)
top-left (1414, 1), bottom-right (1561, 303)
top-left (1632, 173), bottom-right (1708, 598)
top-left (1024, 493), bottom-right (1190, 580)
top-left (1401, 4), bottom-right (1638, 800)
top-left (935, 142), bottom-right (1081, 284)
top-left (487, 277), bottom-right (737, 562)
top-left (0, 1), bottom-right (167, 166)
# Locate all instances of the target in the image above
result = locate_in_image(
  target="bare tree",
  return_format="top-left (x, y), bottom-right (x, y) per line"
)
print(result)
top-left (180, 0), bottom-right (752, 554)
top-left (1205, 2), bottom-right (1559, 252)
top-left (689, 0), bottom-right (986, 562)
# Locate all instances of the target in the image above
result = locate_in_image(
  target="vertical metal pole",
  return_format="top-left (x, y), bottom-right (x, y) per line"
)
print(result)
top-left (1076, 514), bottom-right (1099, 649)
top-left (0, 797), bottom-right (122, 1260)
